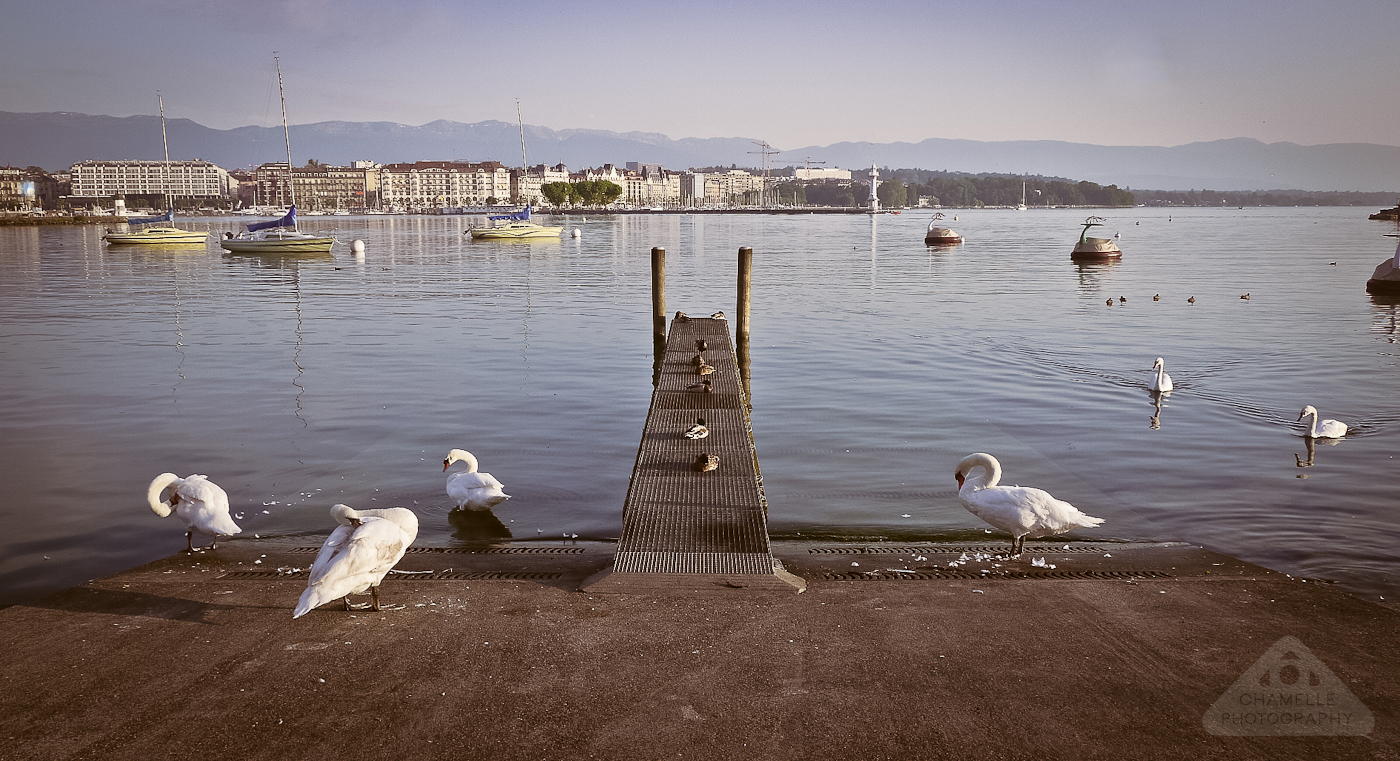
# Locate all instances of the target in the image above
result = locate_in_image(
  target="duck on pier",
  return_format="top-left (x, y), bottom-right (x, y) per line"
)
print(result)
top-left (695, 453), bottom-right (720, 472)
top-left (674, 311), bottom-right (690, 322)
top-left (685, 379), bottom-right (714, 393)
top-left (691, 353), bottom-right (706, 367)
top-left (293, 504), bottom-right (418, 618)
top-left (146, 473), bottom-right (242, 552)
top-left (697, 362), bottom-right (716, 376)
top-left (443, 449), bottom-right (511, 510)
top-left (695, 338), bottom-right (708, 352)
top-left (710, 311), bottom-right (726, 320)
top-left (684, 418), bottom-right (710, 439)
top-left (954, 453), bottom-right (1105, 557)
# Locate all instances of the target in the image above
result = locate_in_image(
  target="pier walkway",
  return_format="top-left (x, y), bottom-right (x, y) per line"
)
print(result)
top-left (586, 315), bottom-right (803, 591)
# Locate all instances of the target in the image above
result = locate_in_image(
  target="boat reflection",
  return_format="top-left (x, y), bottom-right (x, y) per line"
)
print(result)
top-left (1074, 259), bottom-right (1120, 294)
top-left (448, 506), bottom-right (512, 540)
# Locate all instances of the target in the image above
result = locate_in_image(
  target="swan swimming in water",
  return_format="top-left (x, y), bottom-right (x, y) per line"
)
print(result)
top-left (146, 473), bottom-right (242, 552)
top-left (1150, 357), bottom-right (1174, 393)
top-left (1298, 405), bottom-right (1348, 439)
top-left (444, 449), bottom-right (511, 509)
top-left (293, 504), bottom-right (419, 618)
top-left (954, 453), bottom-right (1105, 556)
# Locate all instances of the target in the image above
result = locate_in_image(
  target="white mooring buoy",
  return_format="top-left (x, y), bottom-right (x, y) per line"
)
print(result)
top-left (571, 229), bottom-right (581, 238)
top-left (351, 239), bottom-right (365, 254)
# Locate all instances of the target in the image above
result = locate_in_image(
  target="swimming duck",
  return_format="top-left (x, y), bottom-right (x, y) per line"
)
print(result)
top-left (146, 473), bottom-right (243, 553)
top-left (683, 418), bottom-right (710, 439)
top-left (1240, 293), bottom-right (1251, 300)
top-left (443, 449), bottom-right (511, 510)
top-left (1153, 294), bottom-right (1161, 301)
top-left (1105, 299), bottom-right (1114, 307)
top-left (710, 311), bottom-right (726, 320)
top-left (1297, 405), bottom-right (1348, 439)
top-left (685, 379), bottom-right (713, 393)
top-left (1187, 296), bottom-right (1196, 304)
top-left (1119, 296), bottom-right (1127, 303)
top-left (1150, 357), bottom-right (1174, 393)
top-left (954, 453), bottom-right (1105, 557)
top-left (695, 453), bottom-right (720, 472)
top-left (293, 504), bottom-right (418, 618)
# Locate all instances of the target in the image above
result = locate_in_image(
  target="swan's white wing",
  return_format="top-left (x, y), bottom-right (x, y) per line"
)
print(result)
top-left (175, 475), bottom-right (242, 536)
top-left (307, 524), bottom-right (356, 585)
top-left (294, 518), bottom-right (410, 618)
top-left (962, 485), bottom-right (1104, 536)
top-left (449, 471), bottom-right (505, 492)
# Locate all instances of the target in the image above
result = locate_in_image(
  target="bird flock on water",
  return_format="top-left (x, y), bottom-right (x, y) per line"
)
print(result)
top-left (142, 304), bottom-right (1353, 615)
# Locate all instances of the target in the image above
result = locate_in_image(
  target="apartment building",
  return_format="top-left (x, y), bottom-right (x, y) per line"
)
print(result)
top-left (511, 163), bottom-right (570, 205)
top-left (378, 161), bottom-right (511, 209)
top-left (254, 162), bottom-right (380, 209)
top-left (69, 160), bottom-right (233, 200)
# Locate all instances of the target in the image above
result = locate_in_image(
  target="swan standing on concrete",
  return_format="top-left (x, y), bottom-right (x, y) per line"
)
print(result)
top-left (146, 473), bottom-right (242, 552)
top-left (1298, 405), bottom-right (1348, 439)
top-left (1150, 357), bottom-right (1174, 393)
top-left (293, 504), bottom-right (419, 618)
top-left (443, 449), bottom-right (511, 509)
top-left (954, 453), bottom-right (1105, 556)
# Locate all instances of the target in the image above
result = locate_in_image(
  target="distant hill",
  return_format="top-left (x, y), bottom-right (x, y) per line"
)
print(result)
top-left (3, 110), bottom-right (1398, 192)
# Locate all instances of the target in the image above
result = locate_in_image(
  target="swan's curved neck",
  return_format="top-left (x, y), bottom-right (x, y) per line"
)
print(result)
top-left (966, 457), bottom-right (1001, 489)
top-left (1155, 364), bottom-right (1167, 384)
top-left (1304, 409), bottom-right (1320, 437)
top-left (147, 473), bottom-right (180, 517)
top-left (451, 451), bottom-right (479, 473)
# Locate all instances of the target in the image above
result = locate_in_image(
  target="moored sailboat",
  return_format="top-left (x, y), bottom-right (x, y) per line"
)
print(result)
top-left (104, 93), bottom-right (209, 246)
top-left (219, 55), bottom-right (335, 255)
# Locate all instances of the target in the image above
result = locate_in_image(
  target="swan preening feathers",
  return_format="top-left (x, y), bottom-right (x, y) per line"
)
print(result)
top-left (293, 504), bottom-right (419, 618)
top-left (1298, 405), bottom-right (1348, 439)
top-left (954, 453), bottom-right (1105, 556)
top-left (444, 449), bottom-right (511, 510)
top-left (146, 473), bottom-right (242, 552)
top-left (1150, 357), bottom-right (1174, 393)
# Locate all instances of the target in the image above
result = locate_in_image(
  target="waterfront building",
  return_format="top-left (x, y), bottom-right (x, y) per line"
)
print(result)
top-left (511, 163), bottom-right (570, 205)
top-left (0, 167), bottom-right (58, 210)
top-left (680, 172), bottom-right (707, 207)
top-left (703, 169), bottom-right (766, 206)
top-left (254, 162), bottom-right (380, 210)
top-left (69, 160), bottom-right (233, 202)
top-left (793, 166), bottom-right (852, 181)
top-left (378, 161), bottom-right (510, 210)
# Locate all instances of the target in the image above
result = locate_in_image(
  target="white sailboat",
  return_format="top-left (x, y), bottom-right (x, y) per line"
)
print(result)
top-left (1015, 180), bottom-right (1028, 212)
top-left (465, 100), bottom-right (561, 240)
top-left (220, 55), bottom-right (335, 254)
top-left (103, 93), bottom-right (209, 246)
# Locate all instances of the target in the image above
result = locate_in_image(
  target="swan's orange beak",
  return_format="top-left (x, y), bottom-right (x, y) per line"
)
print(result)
top-left (442, 460), bottom-right (450, 471)
top-left (955, 472), bottom-right (965, 488)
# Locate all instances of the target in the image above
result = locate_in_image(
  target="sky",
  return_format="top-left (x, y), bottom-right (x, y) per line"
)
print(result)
top-left (2, 0), bottom-right (1397, 150)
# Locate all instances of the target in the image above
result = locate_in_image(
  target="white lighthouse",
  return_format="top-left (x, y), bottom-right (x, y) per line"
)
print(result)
top-left (868, 164), bottom-right (879, 213)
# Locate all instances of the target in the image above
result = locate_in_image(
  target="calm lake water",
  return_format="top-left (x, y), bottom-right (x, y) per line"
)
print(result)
top-left (2, 208), bottom-right (1397, 603)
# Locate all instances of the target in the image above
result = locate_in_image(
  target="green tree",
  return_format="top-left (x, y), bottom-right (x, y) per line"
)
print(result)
top-left (877, 180), bottom-right (908, 207)
top-left (485, 196), bottom-right (498, 205)
top-left (540, 182), bottom-right (571, 207)
top-left (597, 181), bottom-right (623, 206)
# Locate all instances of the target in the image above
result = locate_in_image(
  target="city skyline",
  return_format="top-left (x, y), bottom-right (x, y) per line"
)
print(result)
top-left (2, 0), bottom-right (1397, 150)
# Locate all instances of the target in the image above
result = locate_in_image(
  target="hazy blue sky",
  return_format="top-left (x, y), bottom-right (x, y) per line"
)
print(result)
top-left (2, 0), bottom-right (1396, 149)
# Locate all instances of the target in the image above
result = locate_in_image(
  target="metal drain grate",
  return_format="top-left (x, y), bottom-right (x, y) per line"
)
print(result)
top-left (219, 570), bottom-right (564, 581)
top-left (808, 545), bottom-right (1112, 555)
top-left (822, 569), bottom-right (1173, 581)
top-left (289, 546), bottom-right (584, 555)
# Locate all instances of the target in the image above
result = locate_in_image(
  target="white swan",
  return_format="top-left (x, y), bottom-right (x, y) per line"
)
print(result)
top-left (1298, 405), bottom-right (1348, 439)
top-left (146, 473), bottom-right (242, 552)
top-left (443, 449), bottom-right (511, 510)
top-left (954, 453), bottom-right (1105, 556)
top-left (293, 504), bottom-right (419, 618)
top-left (1150, 357), bottom-right (1174, 393)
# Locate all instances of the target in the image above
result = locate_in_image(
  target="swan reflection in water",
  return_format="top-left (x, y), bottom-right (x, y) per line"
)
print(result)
top-left (1294, 435), bottom-right (1342, 473)
top-left (448, 506), bottom-right (512, 540)
top-left (1149, 391), bottom-right (1166, 430)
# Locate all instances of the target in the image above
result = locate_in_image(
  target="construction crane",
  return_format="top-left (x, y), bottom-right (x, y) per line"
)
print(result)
top-left (747, 140), bottom-right (781, 206)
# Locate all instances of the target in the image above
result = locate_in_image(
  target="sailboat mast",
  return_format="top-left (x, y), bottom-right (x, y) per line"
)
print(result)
top-left (158, 92), bottom-right (172, 213)
top-left (516, 99), bottom-right (529, 172)
top-left (275, 54), bottom-right (296, 208)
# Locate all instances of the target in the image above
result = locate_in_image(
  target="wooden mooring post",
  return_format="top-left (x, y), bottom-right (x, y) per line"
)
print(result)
top-left (651, 246), bottom-right (667, 385)
top-left (736, 246), bottom-right (752, 406)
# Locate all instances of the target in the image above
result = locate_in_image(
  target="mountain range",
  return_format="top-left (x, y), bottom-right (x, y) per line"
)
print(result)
top-left (3, 110), bottom-right (1398, 192)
